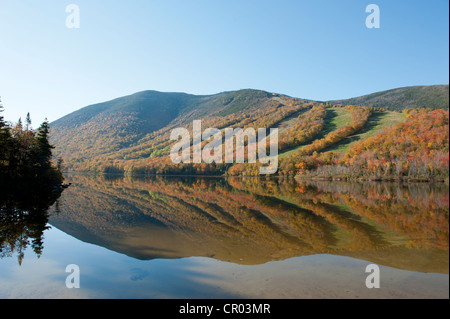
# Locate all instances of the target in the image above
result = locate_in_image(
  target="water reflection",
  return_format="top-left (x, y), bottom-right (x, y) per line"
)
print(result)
top-left (45, 175), bottom-right (448, 274)
top-left (0, 184), bottom-right (63, 265)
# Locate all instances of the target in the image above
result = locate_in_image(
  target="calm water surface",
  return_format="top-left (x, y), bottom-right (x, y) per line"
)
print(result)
top-left (1, 175), bottom-right (448, 299)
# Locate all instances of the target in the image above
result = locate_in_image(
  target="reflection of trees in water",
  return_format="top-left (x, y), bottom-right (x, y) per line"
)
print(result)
top-left (0, 185), bottom-right (63, 265)
top-left (0, 208), bottom-right (50, 264)
top-left (58, 175), bottom-right (448, 262)
top-left (227, 179), bottom-right (390, 251)
top-left (303, 182), bottom-right (449, 249)
top-left (228, 178), bottom-right (449, 250)
top-left (2, 172), bottom-right (447, 269)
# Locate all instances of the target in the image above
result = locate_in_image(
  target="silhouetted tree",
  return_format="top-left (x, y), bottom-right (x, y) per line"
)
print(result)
top-left (33, 119), bottom-right (54, 169)
top-left (25, 112), bottom-right (31, 131)
top-left (0, 99), bottom-right (12, 176)
top-left (1, 103), bottom-right (63, 186)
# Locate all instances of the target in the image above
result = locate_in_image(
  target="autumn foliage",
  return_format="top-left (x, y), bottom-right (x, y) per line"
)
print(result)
top-left (292, 109), bottom-right (449, 180)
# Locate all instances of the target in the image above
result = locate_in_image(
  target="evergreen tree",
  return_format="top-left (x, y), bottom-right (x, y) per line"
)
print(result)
top-left (0, 98), bottom-right (8, 131)
top-left (0, 98), bottom-right (12, 175)
top-left (17, 117), bottom-right (23, 130)
top-left (1, 101), bottom-right (64, 192)
top-left (0, 98), bottom-right (4, 124)
top-left (25, 112), bottom-right (31, 131)
top-left (34, 119), bottom-right (54, 169)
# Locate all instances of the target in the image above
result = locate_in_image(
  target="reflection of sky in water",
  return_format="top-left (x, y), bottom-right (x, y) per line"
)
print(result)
top-left (0, 227), bottom-right (448, 299)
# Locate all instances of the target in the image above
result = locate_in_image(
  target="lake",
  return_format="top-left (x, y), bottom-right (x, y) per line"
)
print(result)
top-left (0, 174), bottom-right (448, 299)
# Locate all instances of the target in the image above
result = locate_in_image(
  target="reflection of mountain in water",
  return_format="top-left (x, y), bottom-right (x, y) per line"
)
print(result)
top-left (49, 175), bottom-right (449, 273)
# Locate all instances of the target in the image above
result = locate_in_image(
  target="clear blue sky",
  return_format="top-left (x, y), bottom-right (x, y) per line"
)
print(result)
top-left (0, 0), bottom-right (448, 125)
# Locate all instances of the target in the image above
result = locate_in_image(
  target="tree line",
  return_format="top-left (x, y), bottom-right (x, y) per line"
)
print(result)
top-left (0, 99), bottom-right (64, 190)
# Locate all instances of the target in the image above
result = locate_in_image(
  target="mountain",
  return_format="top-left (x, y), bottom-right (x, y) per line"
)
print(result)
top-left (50, 86), bottom-right (449, 179)
top-left (51, 89), bottom-right (306, 169)
top-left (53, 89), bottom-right (283, 131)
top-left (328, 85), bottom-right (449, 111)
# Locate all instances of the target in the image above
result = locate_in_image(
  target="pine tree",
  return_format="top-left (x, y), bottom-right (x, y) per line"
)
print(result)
top-left (17, 117), bottom-right (23, 130)
top-left (0, 98), bottom-right (7, 130)
top-left (0, 98), bottom-right (12, 175)
top-left (25, 112), bottom-right (32, 131)
top-left (1, 99), bottom-right (64, 188)
top-left (34, 119), bottom-right (54, 169)
top-left (0, 98), bottom-right (3, 123)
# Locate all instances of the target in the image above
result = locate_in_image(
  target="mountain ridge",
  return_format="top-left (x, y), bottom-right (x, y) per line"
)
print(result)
top-left (52, 84), bottom-right (449, 128)
top-left (327, 84), bottom-right (449, 111)
top-left (49, 85), bottom-right (449, 177)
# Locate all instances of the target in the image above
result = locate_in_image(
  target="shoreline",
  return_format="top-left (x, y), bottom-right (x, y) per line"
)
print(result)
top-left (62, 170), bottom-right (449, 184)
top-left (294, 174), bottom-right (449, 184)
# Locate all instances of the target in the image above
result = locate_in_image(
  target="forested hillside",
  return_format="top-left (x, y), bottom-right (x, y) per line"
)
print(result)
top-left (48, 86), bottom-right (449, 181)
top-left (51, 89), bottom-right (315, 172)
top-left (288, 109), bottom-right (449, 181)
top-left (328, 85), bottom-right (449, 111)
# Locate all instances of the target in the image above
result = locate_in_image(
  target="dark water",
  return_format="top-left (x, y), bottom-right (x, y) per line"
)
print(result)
top-left (1, 174), bottom-right (448, 298)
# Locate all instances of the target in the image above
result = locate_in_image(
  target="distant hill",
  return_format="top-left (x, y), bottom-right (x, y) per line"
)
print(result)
top-left (53, 89), bottom-right (281, 131)
top-left (51, 89), bottom-right (299, 167)
top-left (328, 85), bottom-right (449, 111)
top-left (50, 86), bottom-right (449, 178)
